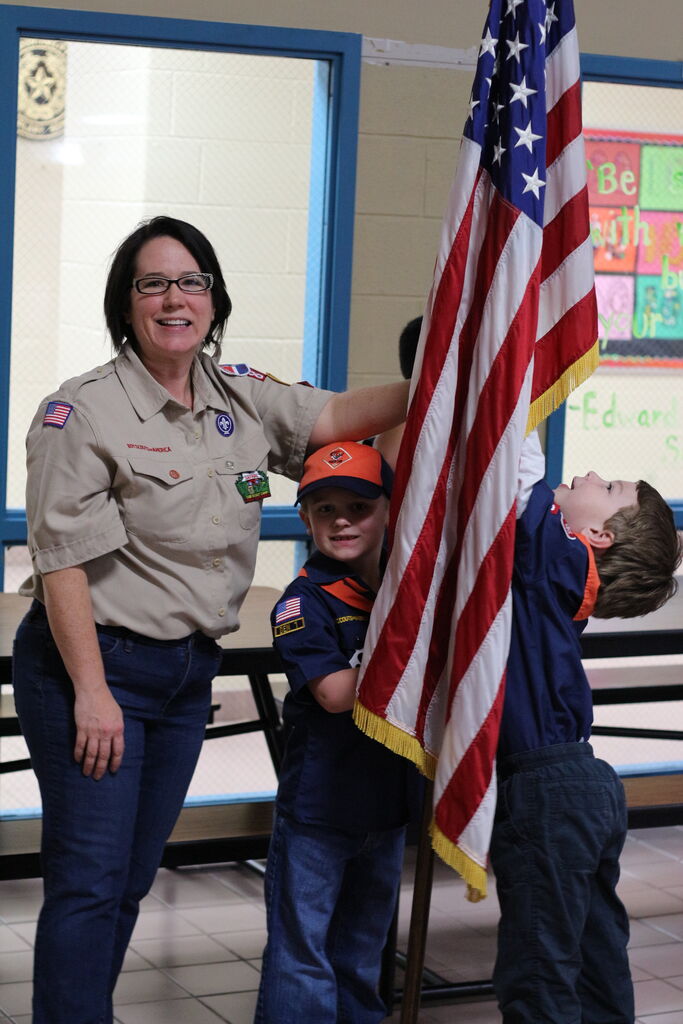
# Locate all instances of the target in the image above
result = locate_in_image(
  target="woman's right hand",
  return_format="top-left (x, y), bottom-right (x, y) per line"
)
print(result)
top-left (42, 565), bottom-right (126, 781)
top-left (73, 685), bottom-right (125, 779)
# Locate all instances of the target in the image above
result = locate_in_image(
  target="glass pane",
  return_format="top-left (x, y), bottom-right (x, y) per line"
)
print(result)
top-left (561, 82), bottom-right (683, 500)
top-left (3, 543), bottom-right (32, 593)
top-left (9, 38), bottom-right (324, 510)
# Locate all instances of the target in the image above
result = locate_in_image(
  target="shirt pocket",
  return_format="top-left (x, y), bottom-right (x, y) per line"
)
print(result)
top-left (213, 433), bottom-right (270, 536)
top-left (119, 455), bottom-right (196, 543)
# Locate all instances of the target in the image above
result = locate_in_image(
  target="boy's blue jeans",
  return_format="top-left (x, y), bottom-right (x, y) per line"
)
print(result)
top-left (255, 812), bottom-right (405, 1023)
top-left (491, 742), bottom-right (634, 1024)
top-left (12, 600), bottom-right (221, 1024)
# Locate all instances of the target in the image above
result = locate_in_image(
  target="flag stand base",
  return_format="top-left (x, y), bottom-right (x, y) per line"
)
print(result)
top-left (393, 778), bottom-right (495, 1020)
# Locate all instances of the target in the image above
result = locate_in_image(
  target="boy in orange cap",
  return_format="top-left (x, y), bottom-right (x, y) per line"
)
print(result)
top-left (256, 442), bottom-right (419, 1023)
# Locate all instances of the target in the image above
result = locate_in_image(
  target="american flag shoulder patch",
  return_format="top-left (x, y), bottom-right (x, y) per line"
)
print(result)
top-left (274, 596), bottom-right (301, 624)
top-left (273, 596), bottom-right (305, 637)
top-left (43, 401), bottom-right (73, 429)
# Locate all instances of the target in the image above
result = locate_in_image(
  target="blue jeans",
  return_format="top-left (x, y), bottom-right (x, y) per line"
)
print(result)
top-left (491, 743), bottom-right (634, 1024)
top-left (255, 813), bottom-right (405, 1023)
top-left (12, 600), bottom-right (221, 1024)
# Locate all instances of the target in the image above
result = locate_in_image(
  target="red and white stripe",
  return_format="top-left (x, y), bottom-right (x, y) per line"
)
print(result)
top-left (355, 16), bottom-right (596, 894)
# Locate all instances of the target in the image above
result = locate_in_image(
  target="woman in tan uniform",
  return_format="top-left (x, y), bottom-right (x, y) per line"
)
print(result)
top-left (12, 216), bottom-right (408, 1024)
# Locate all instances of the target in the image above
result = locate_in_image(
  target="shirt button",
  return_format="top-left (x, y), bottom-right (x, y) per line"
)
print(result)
top-left (212, 515), bottom-right (221, 525)
top-left (212, 558), bottom-right (221, 568)
top-left (207, 468), bottom-right (214, 478)
top-left (225, 460), bottom-right (234, 470)
top-left (217, 607), bottom-right (226, 617)
top-left (194, 430), bottom-right (201, 440)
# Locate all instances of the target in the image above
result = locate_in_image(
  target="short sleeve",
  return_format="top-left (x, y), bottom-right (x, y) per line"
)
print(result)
top-left (26, 397), bottom-right (127, 573)
top-left (272, 583), bottom-right (350, 694)
top-left (247, 378), bottom-right (333, 481)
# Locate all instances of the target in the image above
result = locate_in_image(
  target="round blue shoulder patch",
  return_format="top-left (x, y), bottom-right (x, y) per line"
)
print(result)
top-left (216, 413), bottom-right (234, 437)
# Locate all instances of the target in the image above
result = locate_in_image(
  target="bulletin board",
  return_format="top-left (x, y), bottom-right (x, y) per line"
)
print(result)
top-left (548, 129), bottom-right (683, 509)
top-left (586, 128), bottom-right (683, 367)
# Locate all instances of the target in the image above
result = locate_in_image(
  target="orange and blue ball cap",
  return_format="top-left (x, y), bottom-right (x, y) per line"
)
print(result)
top-left (297, 442), bottom-right (393, 503)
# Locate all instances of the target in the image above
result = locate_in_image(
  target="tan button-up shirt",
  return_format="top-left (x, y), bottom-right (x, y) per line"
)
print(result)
top-left (21, 344), bottom-right (332, 639)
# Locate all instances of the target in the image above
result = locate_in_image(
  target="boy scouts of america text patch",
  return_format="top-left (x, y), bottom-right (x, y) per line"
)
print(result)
top-left (43, 401), bottom-right (73, 428)
top-left (273, 596), bottom-right (305, 637)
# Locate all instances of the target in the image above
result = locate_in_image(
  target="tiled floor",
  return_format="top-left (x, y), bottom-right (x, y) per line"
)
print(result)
top-left (1, 826), bottom-right (682, 1023)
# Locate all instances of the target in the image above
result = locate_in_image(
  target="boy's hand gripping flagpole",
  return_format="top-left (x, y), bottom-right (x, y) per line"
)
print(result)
top-left (354, 0), bottom-right (598, 899)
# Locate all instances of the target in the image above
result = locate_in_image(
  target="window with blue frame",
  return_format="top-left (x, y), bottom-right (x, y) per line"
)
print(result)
top-left (0, 5), bottom-right (361, 589)
top-left (545, 55), bottom-right (683, 530)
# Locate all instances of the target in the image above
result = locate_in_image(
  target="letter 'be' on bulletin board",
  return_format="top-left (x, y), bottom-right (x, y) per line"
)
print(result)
top-left (561, 127), bottom-right (683, 503)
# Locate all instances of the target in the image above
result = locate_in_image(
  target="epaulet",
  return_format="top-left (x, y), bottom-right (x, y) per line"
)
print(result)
top-left (218, 363), bottom-right (289, 386)
top-left (39, 363), bottom-right (116, 429)
top-left (53, 361), bottom-right (117, 399)
top-left (45, 362), bottom-right (115, 405)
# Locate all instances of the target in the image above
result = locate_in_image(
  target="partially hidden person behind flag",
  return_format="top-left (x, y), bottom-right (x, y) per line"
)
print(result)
top-left (373, 315), bottom-right (422, 469)
top-left (255, 441), bottom-right (421, 1024)
top-left (11, 215), bottom-right (412, 1024)
top-left (492, 430), bottom-right (681, 1022)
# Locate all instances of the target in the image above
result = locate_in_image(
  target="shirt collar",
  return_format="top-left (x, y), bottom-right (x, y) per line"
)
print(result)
top-left (300, 550), bottom-right (385, 592)
top-left (115, 344), bottom-right (230, 420)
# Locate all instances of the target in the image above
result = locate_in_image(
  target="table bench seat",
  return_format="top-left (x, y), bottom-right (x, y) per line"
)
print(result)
top-left (0, 799), bottom-right (275, 880)
top-left (4, 774), bottom-right (681, 883)
top-left (620, 771), bottom-right (683, 828)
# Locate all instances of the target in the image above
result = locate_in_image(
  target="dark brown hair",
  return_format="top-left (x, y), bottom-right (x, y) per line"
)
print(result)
top-left (593, 480), bottom-right (682, 618)
top-left (103, 216), bottom-right (232, 354)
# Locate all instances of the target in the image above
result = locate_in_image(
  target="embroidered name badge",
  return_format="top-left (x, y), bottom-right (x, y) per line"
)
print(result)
top-left (216, 413), bottom-right (234, 437)
top-left (43, 401), bottom-right (73, 428)
top-left (235, 470), bottom-right (271, 503)
top-left (273, 596), bottom-right (304, 637)
top-left (273, 618), bottom-right (305, 638)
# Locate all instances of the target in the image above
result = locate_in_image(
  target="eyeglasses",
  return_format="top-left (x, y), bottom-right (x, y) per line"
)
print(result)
top-left (133, 273), bottom-right (214, 295)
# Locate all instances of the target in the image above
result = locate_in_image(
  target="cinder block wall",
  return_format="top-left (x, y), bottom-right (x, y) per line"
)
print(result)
top-left (5, 0), bottom-right (681, 390)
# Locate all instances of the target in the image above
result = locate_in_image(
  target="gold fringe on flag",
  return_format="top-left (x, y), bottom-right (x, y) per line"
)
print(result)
top-left (430, 819), bottom-right (488, 901)
top-left (526, 339), bottom-right (599, 435)
top-left (353, 700), bottom-right (437, 780)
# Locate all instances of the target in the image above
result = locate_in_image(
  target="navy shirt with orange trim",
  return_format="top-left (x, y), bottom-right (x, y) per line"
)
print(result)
top-left (271, 551), bottom-right (417, 834)
top-left (499, 477), bottom-right (597, 758)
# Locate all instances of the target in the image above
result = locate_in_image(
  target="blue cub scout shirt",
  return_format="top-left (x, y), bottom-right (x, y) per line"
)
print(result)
top-left (272, 551), bottom-right (416, 834)
top-left (499, 479), bottom-right (597, 758)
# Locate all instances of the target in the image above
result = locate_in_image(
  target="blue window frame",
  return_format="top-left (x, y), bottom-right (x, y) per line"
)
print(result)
top-left (545, 53), bottom-right (683, 528)
top-left (0, 5), bottom-right (361, 580)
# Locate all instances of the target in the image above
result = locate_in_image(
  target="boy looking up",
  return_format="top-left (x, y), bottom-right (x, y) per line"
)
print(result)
top-left (255, 442), bottom-right (418, 1024)
top-left (492, 430), bottom-right (681, 1023)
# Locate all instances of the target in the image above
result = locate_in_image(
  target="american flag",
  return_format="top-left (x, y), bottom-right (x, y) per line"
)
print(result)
top-left (354, 0), bottom-right (597, 898)
top-left (274, 596), bottom-right (302, 624)
top-left (43, 401), bottom-right (73, 429)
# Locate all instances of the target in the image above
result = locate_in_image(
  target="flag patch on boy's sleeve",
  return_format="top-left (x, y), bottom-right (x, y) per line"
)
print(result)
top-left (274, 596), bottom-right (301, 624)
top-left (43, 401), bottom-right (73, 428)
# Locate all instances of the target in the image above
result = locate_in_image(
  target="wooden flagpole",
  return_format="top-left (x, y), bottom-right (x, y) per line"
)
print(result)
top-left (399, 778), bottom-right (435, 1023)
